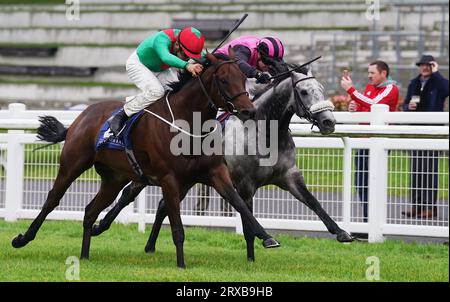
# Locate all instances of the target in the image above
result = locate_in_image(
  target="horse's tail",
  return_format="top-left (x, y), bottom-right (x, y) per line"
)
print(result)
top-left (35, 116), bottom-right (68, 150)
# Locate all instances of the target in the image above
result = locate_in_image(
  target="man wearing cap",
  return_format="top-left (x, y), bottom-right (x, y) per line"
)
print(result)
top-left (108, 27), bottom-right (205, 136)
top-left (402, 55), bottom-right (449, 219)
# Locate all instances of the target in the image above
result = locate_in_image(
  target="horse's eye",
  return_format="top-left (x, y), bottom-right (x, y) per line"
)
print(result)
top-left (220, 78), bottom-right (228, 85)
top-left (300, 89), bottom-right (308, 96)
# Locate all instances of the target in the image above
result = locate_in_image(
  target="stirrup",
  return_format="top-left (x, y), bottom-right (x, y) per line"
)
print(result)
top-left (108, 110), bottom-right (128, 137)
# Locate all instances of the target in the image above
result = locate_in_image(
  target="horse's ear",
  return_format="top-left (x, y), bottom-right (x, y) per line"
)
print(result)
top-left (206, 53), bottom-right (218, 65)
top-left (228, 46), bottom-right (236, 60)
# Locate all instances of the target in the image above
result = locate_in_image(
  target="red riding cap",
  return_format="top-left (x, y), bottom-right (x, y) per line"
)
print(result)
top-left (178, 27), bottom-right (205, 59)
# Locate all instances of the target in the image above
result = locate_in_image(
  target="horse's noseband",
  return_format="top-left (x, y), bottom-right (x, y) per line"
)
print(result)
top-left (198, 60), bottom-right (249, 114)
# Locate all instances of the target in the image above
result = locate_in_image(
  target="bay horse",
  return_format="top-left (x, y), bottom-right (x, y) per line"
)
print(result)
top-left (11, 53), bottom-right (280, 268)
top-left (89, 63), bottom-right (354, 262)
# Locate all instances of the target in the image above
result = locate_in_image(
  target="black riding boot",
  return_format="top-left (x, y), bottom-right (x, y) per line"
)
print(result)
top-left (108, 109), bottom-right (130, 136)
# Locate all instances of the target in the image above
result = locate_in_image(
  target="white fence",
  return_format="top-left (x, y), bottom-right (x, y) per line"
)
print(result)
top-left (0, 103), bottom-right (448, 242)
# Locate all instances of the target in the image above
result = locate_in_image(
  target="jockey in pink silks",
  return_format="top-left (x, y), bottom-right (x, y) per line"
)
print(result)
top-left (215, 35), bottom-right (286, 84)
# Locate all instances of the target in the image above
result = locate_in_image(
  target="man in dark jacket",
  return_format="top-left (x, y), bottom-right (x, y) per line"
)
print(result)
top-left (402, 55), bottom-right (449, 219)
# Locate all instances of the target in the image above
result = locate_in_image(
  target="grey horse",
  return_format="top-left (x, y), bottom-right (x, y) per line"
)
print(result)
top-left (91, 64), bottom-right (354, 261)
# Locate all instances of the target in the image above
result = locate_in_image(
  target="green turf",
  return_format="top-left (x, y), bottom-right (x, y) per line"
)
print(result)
top-left (0, 220), bottom-right (448, 282)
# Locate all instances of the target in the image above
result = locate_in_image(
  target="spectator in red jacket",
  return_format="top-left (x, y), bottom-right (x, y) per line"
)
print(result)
top-left (340, 61), bottom-right (399, 224)
top-left (341, 60), bottom-right (399, 112)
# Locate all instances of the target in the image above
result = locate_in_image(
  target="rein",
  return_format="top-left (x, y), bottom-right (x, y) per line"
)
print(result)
top-left (291, 75), bottom-right (316, 124)
top-left (269, 56), bottom-right (322, 80)
top-left (144, 59), bottom-right (250, 138)
top-left (144, 92), bottom-right (218, 138)
top-left (273, 55), bottom-right (333, 126)
top-left (290, 74), bottom-right (334, 127)
top-left (197, 60), bottom-right (249, 114)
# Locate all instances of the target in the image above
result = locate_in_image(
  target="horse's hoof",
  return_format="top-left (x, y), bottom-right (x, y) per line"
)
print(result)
top-left (247, 257), bottom-right (255, 262)
top-left (337, 230), bottom-right (354, 243)
top-left (11, 234), bottom-right (28, 248)
top-left (262, 238), bottom-right (280, 248)
top-left (144, 244), bottom-right (155, 254)
top-left (177, 264), bottom-right (186, 269)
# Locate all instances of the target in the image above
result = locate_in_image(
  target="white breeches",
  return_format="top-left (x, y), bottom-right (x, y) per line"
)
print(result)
top-left (124, 51), bottom-right (178, 116)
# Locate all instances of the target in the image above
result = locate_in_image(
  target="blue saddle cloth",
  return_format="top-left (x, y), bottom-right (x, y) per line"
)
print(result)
top-left (96, 110), bottom-right (144, 151)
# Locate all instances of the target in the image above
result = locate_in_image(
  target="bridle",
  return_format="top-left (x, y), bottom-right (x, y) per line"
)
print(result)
top-left (290, 72), bottom-right (334, 127)
top-left (197, 60), bottom-right (249, 114)
top-left (291, 74), bottom-right (317, 123)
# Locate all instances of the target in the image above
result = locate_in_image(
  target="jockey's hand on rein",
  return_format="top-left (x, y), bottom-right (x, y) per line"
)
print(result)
top-left (186, 63), bottom-right (203, 77)
top-left (255, 72), bottom-right (271, 84)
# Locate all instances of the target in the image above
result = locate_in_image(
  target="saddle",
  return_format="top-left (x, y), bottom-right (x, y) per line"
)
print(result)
top-left (96, 109), bottom-right (149, 184)
top-left (96, 109), bottom-right (144, 151)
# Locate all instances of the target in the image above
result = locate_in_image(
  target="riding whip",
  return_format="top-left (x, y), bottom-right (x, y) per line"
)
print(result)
top-left (212, 13), bottom-right (248, 54)
top-left (269, 55), bottom-right (322, 80)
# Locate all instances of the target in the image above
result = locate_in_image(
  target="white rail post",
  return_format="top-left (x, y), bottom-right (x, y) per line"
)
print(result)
top-left (137, 187), bottom-right (146, 233)
top-left (4, 103), bottom-right (26, 222)
top-left (370, 104), bottom-right (389, 125)
top-left (341, 137), bottom-right (352, 231)
top-left (235, 213), bottom-right (243, 235)
top-left (368, 105), bottom-right (389, 242)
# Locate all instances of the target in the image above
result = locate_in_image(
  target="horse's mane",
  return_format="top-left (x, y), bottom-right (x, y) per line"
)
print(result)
top-left (254, 78), bottom-right (292, 122)
top-left (252, 82), bottom-right (277, 101)
top-left (168, 53), bottom-right (231, 93)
